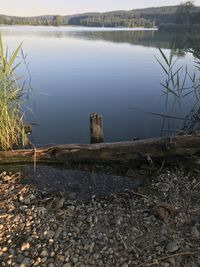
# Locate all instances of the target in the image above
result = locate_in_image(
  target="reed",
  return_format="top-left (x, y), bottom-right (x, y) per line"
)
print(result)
top-left (156, 35), bottom-right (200, 134)
top-left (0, 34), bottom-right (28, 150)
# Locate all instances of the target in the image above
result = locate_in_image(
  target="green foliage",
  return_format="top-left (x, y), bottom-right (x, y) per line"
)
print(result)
top-left (0, 34), bottom-right (28, 150)
top-left (53, 15), bottom-right (64, 26)
top-left (79, 16), bottom-right (155, 28)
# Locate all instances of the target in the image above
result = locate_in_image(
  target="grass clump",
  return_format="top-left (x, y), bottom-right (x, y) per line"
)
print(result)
top-left (0, 34), bottom-right (28, 150)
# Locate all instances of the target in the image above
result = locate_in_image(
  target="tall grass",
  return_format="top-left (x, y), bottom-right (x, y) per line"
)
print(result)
top-left (0, 34), bottom-right (28, 150)
top-left (156, 35), bottom-right (200, 134)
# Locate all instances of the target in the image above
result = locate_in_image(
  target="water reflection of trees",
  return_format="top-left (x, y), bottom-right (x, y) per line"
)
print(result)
top-left (1, 27), bottom-right (200, 53)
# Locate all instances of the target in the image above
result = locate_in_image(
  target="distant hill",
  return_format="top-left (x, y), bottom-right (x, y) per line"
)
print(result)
top-left (0, 4), bottom-right (200, 28)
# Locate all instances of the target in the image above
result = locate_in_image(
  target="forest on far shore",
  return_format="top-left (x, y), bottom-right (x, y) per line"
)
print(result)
top-left (0, 1), bottom-right (200, 28)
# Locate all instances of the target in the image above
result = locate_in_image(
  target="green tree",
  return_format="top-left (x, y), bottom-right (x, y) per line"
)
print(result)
top-left (53, 15), bottom-right (64, 26)
top-left (176, 1), bottom-right (196, 24)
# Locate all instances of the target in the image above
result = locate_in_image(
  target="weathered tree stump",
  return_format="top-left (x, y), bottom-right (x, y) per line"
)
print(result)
top-left (90, 113), bottom-right (104, 144)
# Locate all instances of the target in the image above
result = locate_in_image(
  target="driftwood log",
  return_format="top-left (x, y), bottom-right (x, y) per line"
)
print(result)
top-left (0, 134), bottom-right (200, 167)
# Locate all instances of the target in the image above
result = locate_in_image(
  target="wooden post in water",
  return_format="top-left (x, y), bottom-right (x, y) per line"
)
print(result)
top-left (90, 113), bottom-right (104, 144)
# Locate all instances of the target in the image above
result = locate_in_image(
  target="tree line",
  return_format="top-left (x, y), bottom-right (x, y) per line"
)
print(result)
top-left (0, 1), bottom-right (200, 28)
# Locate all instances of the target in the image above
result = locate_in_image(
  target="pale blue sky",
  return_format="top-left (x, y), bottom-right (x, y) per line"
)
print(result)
top-left (1, 0), bottom-right (200, 17)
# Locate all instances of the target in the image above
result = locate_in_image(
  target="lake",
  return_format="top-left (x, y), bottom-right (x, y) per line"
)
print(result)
top-left (0, 26), bottom-right (198, 145)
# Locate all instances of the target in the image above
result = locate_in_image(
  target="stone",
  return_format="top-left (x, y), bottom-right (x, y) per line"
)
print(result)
top-left (16, 254), bottom-right (25, 264)
top-left (21, 242), bottom-right (30, 251)
top-left (93, 253), bottom-right (100, 260)
top-left (167, 258), bottom-right (176, 266)
top-left (191, 226), bottom-right (199, 239)
top-left (71, 256), bottom-right (78, 264)
top-left (53, 197), bottom-right (65, 209)
top-left (44, 230), bottom-right (55, 239)
top-left (34, 257), bottom-right (42, 265)
top-left (166, 241), bottom-right (179, 253)
top-left (40, 249), bottom-right (49, 257)
top-left (57, 255), bottom-right (65, 262)
top-left (2, 247), bottom-right (8, 252)
top-left (20, 257), bottom-right (32, 267)
top-left (54, 227), bottom-right (63, 240)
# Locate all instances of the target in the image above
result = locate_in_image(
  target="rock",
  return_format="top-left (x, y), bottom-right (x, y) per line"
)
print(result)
top-left (34, 257), bottom-right (42, 265)
top-left (191, 225), bottom-right (199, 239)
top-left (20, 257), bottom-right (32, 267)
top-left (167, 258), bottom-right (176, 266)
top-left (40, 248), bottom-right (49, 257)
top-left (53, 197), bottom-right (65, 210)
top-left (29, 194), bottom-right (36, 201)
top-left (54, 227), bottom-right (62, 240)
top-left (166, 241), bottom-right (179, 253)
top-left (21, 242), bottom-right (30, 251)
top-left (16, 254), bottom-right (25, 264)
top-left (2, 247), bottom-right (8, 252)
top-left (71, 256), bottom-right (78, 264)
top-left (48, 264), bottom-right (55, 267)
top-left (152, 206), bottom-right (169, 222)
top-left (57, 255), bottom-right (65, 262)
top-left (84, 243), bottom-right (95, 253)
top-left (152, 203), bottom-right (175, 222)
top-left (121, 263), bottom-right (128, 267)
top-left (44, 230), bottom-right (55, 239)
top-left (63, 263), bottom-right (71, 267)
top-left (92, 253), bottom-right (100, 260)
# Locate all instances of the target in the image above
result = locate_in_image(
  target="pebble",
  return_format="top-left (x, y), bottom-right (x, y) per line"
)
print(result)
top-left (57, 255), bottom-right (65, 262)
top-left (166, 241), bottom-right (179, 253)
top-left (21, 243), bottom-right (30, 251)
top-left (44, 230), bottom-right (55, 239)
top-left (40, 248), bottom-right (49, 257)
top-left (54, 227), bottom-right (63, 240)
top-left (191, 225), bottom-right (199, 239)
top-left (167, 258), bottom-right (176, 266)
top-left (20, 257), bottom-right (32, 267)
top-left (2, 247), bottom-right (8, 252)
top-left (0, 170), bottom-right (199, 267)
top-left (16, 254), bottom-right (25, 264)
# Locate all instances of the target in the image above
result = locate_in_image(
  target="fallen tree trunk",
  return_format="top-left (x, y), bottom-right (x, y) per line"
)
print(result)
top-left (0, 134), bottom-right (200, 166)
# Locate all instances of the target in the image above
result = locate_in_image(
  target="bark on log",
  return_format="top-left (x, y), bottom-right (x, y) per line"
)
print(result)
top-left (0, 134), bottom-right (199, 165)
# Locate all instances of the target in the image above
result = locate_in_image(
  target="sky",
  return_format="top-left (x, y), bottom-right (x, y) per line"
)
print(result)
top-left (1, 0), bottom-right (200, 17)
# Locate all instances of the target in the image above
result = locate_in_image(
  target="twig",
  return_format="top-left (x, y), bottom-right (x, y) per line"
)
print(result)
top-left (119, 234), bottom-right (128, 251)
top-left (132, 191), bottom-right (149, 200)
top-left (190, 208), bottom-right (200, 213)
top-left (193, 180), bottom-right (200, 190)
top-left (136, 251), bottom-right (198, 267)
top-left (157, 160), bottom-right (165, 173)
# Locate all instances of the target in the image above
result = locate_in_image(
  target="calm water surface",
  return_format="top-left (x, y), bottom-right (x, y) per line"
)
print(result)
top-left (0, 26), bottom-right (197, 144)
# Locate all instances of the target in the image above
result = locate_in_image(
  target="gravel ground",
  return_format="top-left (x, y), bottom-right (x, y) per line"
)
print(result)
top-left (0, 167), bottom-right (200, 267)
